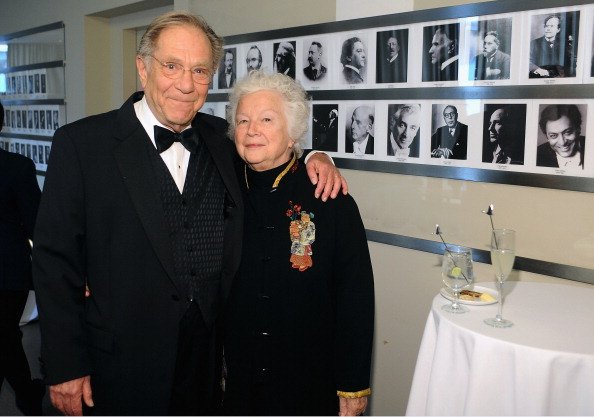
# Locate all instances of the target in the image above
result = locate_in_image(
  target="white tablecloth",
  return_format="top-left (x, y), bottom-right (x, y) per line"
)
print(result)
top-left (406, 281), bottom-right (594, 415)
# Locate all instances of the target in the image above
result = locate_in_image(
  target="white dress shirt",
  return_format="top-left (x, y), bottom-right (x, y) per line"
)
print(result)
top-left (134, 96), bottom-right (191, 193)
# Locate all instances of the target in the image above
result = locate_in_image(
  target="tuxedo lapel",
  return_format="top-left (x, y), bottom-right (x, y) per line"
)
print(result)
top-left (112, 94), bottom-right (178, 291)
top-left (192, 114), bottom-right (241, 210)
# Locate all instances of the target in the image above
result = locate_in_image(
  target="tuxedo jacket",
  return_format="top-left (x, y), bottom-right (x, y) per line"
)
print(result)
top-left (342, 66), bottom-right (364, 84)
top-left (303, 64), bottom-right (327, 81)
top-left (0, 149), bottom-right (40, 290)
top-left (32, 92), bottom-right (243, 415)
top-left (529, 36), bottom-right (567, 76)
top-left (345, 134), bottom-right (374, 155)
top-left (377, 57), bottom-right (407, 83)
top-left (217, 69), bottom-right (236, 89)
top-left (431, 123), bottom-right (468, 160)
top-left (474, 50), bottom-right (511, 80)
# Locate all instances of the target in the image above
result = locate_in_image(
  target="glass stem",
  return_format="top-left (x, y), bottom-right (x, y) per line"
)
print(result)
top-left (453, 289), bottom-right (459, 309)
top-left (496, 278), bottom-right (504, 321)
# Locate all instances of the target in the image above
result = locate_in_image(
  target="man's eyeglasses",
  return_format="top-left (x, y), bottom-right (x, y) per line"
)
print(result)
top-left (149, 55), bottom-right (211, 84)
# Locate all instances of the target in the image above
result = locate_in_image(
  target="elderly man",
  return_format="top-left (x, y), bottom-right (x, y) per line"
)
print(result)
top-left (32, 11), bottom-right (344, 416)
top-left (346, 106), bottom-right (374, 155)
top-left (377, 30), bottom-right (407, 83)
top-left (425, 25), bottom-right (459, 82)
top-left (340, 37), bottom-right (366, 84)
top-left (274, 41), bottom-right (296, 78)
top-left (482, 105), bottom-right (525, 164)
top-left (217, 48), bottom-right (236, 89)
top-left (303, 41), bottom-right (327, 81)
top-left (474, 31), bottom-right (511, 80)
top-left (431, 105), bottom-right (468, 159)
top-left (245, 45), bottom-right (262, 73)
top-left (529, 14), bottom-right (570, 78)
top-left (536, 104), bottom-right (585, 168)
top-left (387, 104), bottom-right (420, 157)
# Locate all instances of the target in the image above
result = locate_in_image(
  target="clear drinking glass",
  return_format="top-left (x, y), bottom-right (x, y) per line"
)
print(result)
top-left (441, 245), bottom-right (474, 313)
top-left (484, 229), bottom-right (516, 328)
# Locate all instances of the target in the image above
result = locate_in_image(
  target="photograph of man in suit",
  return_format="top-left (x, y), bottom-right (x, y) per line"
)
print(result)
top-left (376, 29), bottom-right (408, 83)
top-left (312, 105), bottom-right (338, 152)
top-left (529, 13), bottom-right (579, 78)
top-left (340, 37), bottom-right (367, 84)
top-left (482, 104), bottom-right (526, 164)
top-left (387, 103), bottom-right (420, 158)
top-left (32, 11), bottom-right (343, 417)
top-left (536, 104), bottom-right (585, 169)
top-left (245, 45), bottom-right (262, 73)
top-left (423, 24), bottom-right (460, 82)
top-left (274, 41), bottom-right (296, 79)
top-left (217, 48), bottom-right (236, 89)
top-left (303, 41), bottom-right (327, 81)
top-left (431, 104), bottom-right (468, 159)
top-left (474, 31), bottom-right (511, 80)
top-left (346, 105), bottom-right (374, 155)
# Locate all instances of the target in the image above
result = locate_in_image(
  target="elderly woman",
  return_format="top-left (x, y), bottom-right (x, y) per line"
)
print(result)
top-left (223, 70), bottom-right (374, 416)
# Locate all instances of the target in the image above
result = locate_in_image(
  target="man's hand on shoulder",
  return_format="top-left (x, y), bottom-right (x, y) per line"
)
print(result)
top-left (50, 375), bottom-right (93, 416)
top-left (304, 152), bottom-right (348, 201)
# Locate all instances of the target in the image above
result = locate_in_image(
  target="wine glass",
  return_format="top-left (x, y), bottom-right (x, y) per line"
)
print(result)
top-left (484, 229), bottom-right (515, 328)
top-left (441, 245), bottom-right (474, 313)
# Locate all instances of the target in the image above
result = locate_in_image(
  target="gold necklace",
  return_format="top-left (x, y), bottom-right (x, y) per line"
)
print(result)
top-left (244, 153), bottom-right (297, 191)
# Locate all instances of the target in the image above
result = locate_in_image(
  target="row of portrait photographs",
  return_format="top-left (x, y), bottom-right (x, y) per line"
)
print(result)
top-left (313, 99), bottom-right (592, 177)
top-left (1, 137), bottom-right (51, 171)
top-left (0, 68), bottom-right (48, 99)
top-left (202, 98), bottom-right (593, 177)
top-left (209, 4), bottom-right (594, 91)
top-left (2, 105), bottom-right (63, 136)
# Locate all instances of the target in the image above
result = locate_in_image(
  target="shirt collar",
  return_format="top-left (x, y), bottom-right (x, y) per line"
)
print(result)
top-left (441, 55), bottom-right (459, 71)
top-left (134, 95), bottom-right (192, 148)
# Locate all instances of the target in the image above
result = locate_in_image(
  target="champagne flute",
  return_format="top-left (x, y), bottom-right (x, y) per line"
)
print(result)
top-left (441, 245), bottom-right (474, 313)
top-left (484, 229), bottom-right (515, 328)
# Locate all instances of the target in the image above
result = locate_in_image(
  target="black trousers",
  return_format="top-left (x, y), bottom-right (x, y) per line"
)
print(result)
top-left (0, 290), bottom-right (33, 395)
top-left (168, 301), bottom-right (220, 416)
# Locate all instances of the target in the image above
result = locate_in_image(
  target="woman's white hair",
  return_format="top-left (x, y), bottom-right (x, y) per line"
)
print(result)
top-left (227, 70), bottom-right (310, 158)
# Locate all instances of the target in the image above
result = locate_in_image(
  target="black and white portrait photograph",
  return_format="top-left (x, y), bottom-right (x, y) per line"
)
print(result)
top-left (217, 47), bottom-right (236, 89)
top-left (376, 29), bottom-right (408, 84)
top-left (422, 23), bottom-right (460, 82)
top-left (38, 144), bottom-right (45, 164)
top-left (40, 73), bottom-right (46, 94)
top-left (340, 35), bottom-right (368, 85)
top-left (528, 11), bottom-right (580, 79)
top-left (482, 104), bottom-right (526, 165)
top-left (39, 109), bottom-right (45, 129)
top-left (387, 103), bottom-right (421, 158)
top-left (45, 145), bottom-right (51, 165)
top-left (273, 40), bottom-right (296, 79)
top-left (302, 39), bottom-right (328, 83)
top-left (244, 44), bottom-right (263, 74)
top-left (430, 103), bottom-right (468, 159)
top-left (468, 18), bottom-right (512, 81)
top-left (53, 109), bottom-right (60, 130)
top-left (311, 104), bottom-right (338, 152)
top-left (34, 73), bottom-right (40, 93)
top-left (536, 103), bottom-right (587, 170)
top-left (345, 104), bottom-right (375, 155)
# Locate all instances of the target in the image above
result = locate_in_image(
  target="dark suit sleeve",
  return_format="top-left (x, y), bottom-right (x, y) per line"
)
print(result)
top-left (32, 127), bottom-right (91, 384)
top-left (15, 157), bottom-right (41, 239)
top-left (501, 53), bottom-right (511, 79)
top-left (332, 195), bottom-right (374, 393)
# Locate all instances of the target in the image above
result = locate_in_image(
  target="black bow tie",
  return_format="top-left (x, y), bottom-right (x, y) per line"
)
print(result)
top-left (154, 125), bottom-right (197, 153)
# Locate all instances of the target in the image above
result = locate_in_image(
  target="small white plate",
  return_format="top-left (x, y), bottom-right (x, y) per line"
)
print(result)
top-left (440, 285), bottom-right (498, 305)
